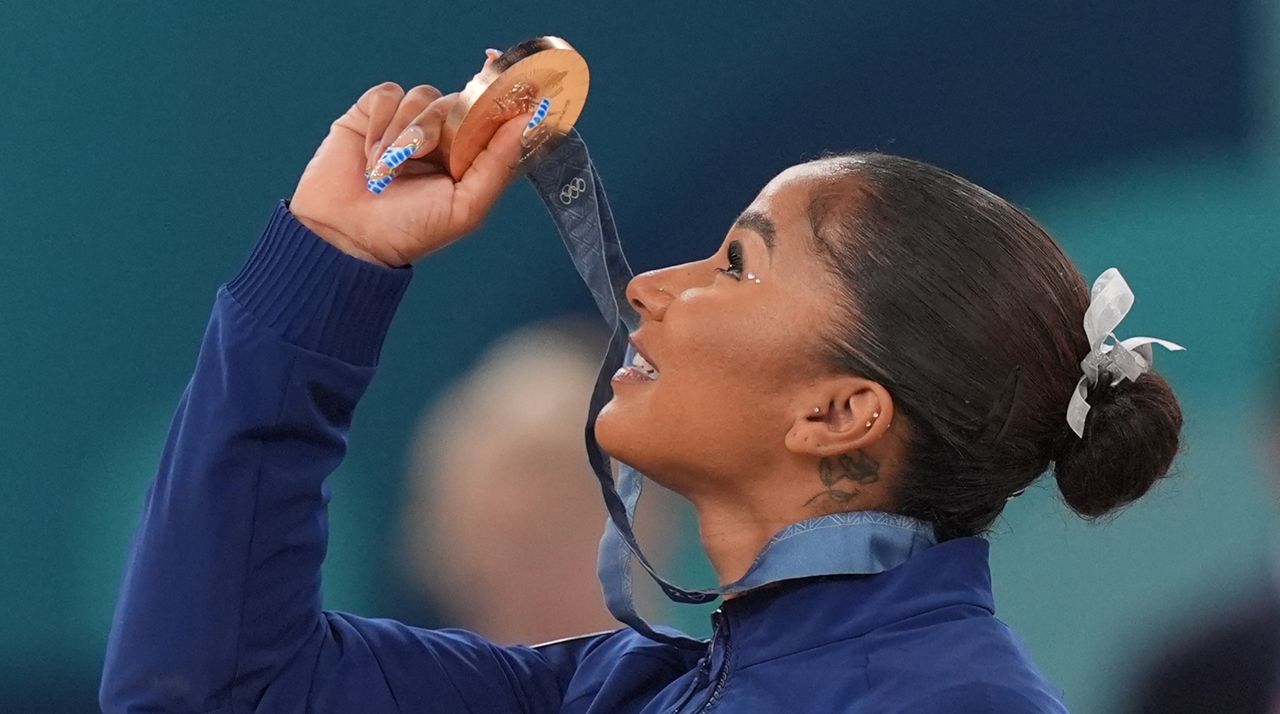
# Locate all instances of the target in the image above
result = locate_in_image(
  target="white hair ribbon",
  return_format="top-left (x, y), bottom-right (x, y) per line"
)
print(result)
top-left (1065, 268), bottom-right (1184, 438)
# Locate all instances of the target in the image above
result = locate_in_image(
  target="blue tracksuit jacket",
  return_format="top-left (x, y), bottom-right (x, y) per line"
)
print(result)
top-left (100, 201), bottom-right (1070, 713)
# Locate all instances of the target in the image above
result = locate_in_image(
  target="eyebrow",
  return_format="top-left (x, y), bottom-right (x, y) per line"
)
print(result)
top-left (732, 209), bottom-right (777, 252)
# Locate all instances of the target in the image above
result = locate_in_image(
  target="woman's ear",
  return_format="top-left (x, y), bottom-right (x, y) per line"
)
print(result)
top-left (784, 378), bottom-right (894, 457)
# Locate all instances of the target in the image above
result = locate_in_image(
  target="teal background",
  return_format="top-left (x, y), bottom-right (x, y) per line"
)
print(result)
top-left (1, 1), bottom-right (1276, 711)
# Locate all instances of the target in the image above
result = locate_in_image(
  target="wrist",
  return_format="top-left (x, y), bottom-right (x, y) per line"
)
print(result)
top-left (226, 200), bottom-right (413, 366)
top-left (289, 203), bottom-right (393, 268)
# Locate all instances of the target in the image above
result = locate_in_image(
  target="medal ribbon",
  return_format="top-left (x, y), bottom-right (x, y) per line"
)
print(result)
top-left (526, 130), bottom-right (938, 649)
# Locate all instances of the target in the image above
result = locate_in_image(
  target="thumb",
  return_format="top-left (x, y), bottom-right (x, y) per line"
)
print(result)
top-left (451, 110), bottom-right (537, 225)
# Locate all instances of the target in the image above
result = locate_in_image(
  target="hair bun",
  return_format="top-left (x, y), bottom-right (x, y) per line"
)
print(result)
top-left (1051, 372), bottom-right (1183, 518)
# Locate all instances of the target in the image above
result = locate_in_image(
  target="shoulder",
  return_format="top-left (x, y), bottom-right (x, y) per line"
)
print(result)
top-left (865, 612), bottom-right (1066, 710)
top-left (532, 626), bottom-right (699, 664)
top-left (531, 626), bottom-right (702, 678)
top-left (868, 608), bottom-right (1041, 669)
top-left (532, 627), bottom-right (702, 709)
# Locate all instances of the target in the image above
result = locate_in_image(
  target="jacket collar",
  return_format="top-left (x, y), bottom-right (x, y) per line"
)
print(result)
top-left (719, 537), bottom-right (995, 666)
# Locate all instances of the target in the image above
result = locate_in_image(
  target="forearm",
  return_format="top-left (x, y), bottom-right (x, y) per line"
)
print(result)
top-left (100, 201), bottom-right (411, 713)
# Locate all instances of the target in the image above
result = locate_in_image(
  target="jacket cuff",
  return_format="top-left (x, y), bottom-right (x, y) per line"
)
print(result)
top-left (225, 199), bottom-right (413, 366)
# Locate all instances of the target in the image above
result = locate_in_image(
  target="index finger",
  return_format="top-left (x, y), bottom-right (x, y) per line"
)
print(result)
top-left (401, 92), bottom-right (461, 162)
top-left (332, 82), bottom-right (403, 132)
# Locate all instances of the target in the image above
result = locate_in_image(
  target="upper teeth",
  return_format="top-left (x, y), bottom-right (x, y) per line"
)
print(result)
top-left (631, 352), bottom-right (659, 377)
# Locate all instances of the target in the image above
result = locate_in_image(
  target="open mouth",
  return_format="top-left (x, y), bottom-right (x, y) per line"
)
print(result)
top-left (630, 351), bottom-right (659, 378)
top-left (612, 343), bottom-right (660, 383)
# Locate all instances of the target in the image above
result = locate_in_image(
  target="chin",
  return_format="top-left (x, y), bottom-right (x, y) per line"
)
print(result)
top-left (593, 398), bottom-right (633, 461)
top-left (595, 398), bottom-right (663, 473)
top-left (594, 398), bottom-right (690, 494)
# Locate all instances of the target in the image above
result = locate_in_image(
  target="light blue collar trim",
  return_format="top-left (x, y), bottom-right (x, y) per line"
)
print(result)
top-left (726, 511), bottom-right (937, 595)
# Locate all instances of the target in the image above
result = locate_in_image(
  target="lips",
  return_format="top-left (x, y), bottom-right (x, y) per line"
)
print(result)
top-left (629, 338), bottom-right (660, 375)
top-left (613, 337), bottom-right (660, 383)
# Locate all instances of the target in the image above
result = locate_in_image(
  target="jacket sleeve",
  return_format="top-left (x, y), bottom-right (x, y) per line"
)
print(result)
top-left (99, 201), bottom-right (592, 713)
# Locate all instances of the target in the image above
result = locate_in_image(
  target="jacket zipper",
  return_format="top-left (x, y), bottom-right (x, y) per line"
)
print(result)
top-left (693, 617), bottom-right (733, 713)
top-left (672, 612), bottom-right (724, 714)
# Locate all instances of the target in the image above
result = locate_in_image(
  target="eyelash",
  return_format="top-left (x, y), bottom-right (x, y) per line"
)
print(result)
top-left (715, 241), bottom-right (745, 280)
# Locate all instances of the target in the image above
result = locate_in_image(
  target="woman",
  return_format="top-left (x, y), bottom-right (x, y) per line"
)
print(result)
top-left (100, 69), bottom-right (1182, 713)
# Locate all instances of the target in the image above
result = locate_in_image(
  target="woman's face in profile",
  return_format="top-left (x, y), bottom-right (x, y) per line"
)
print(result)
top-left (595, 163), bottom-right (852, 495)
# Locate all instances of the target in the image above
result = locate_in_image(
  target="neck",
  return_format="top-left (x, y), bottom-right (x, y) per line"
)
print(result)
top-left (694, 498), bottom-right (796, 589)
top-left (688, 453), bottom-right (898, 592)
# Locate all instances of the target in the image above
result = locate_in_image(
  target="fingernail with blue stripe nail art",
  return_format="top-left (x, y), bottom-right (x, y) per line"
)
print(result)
top-left (366, 174), bottom-right (394, 195)
top-left (523, 97), bottom-right (552, 137)
top-left (379, 126), bottom-right (424, 172)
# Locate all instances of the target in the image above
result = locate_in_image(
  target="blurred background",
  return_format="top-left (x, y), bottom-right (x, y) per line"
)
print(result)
top-left (2, 0), bottom-right (1277, 711)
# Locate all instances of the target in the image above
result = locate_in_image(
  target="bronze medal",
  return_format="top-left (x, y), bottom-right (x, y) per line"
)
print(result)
top-left (441, 36), bottom-right (590, 180)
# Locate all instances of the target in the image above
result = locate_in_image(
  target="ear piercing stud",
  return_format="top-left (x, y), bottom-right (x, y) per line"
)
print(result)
top-left (813, 407), bottom-right (881, 427)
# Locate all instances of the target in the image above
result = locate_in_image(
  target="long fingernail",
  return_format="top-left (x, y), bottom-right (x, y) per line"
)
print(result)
top-left (378, 126), bottom-right (424, 172)
top-left (522, 97), bottom-right (551, 138)
top-left (367, 174), bottom-right (394, 194)
top-left (485, 48), bottom-right (501, 59)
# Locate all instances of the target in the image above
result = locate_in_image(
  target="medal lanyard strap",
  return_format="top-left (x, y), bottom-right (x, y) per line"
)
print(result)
top-left (526, 130), bottom-right (938, 650)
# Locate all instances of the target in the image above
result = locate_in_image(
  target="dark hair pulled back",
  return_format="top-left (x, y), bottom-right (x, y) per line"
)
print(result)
top-left (805, 152), bottom-right (1182, 541)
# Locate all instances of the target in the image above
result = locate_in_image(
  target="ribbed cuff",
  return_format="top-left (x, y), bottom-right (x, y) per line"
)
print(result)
top-left (225, 200), bottom-right (413, 366)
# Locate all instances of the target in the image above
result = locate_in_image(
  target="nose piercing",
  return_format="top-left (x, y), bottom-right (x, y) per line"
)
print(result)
top-left (813, 407), bottom-right (821, 414)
